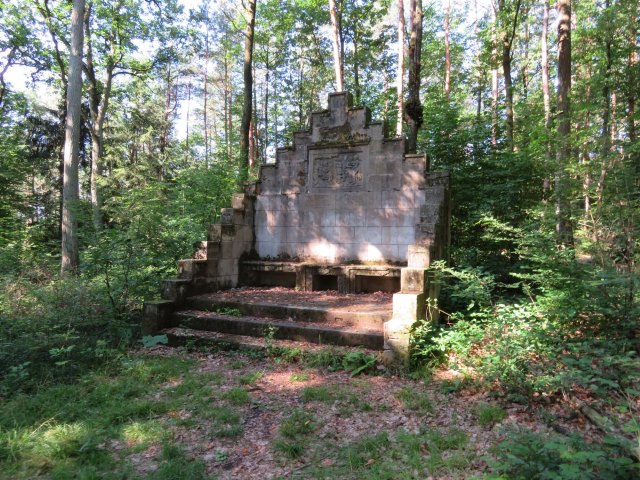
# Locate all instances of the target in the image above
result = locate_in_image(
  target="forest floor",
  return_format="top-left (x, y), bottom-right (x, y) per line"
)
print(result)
top-left (1, 344), bottom-right (626, 480)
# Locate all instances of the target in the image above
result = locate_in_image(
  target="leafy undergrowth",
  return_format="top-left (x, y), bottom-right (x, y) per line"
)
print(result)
top-left (1, 346), bottom-right (637, 479)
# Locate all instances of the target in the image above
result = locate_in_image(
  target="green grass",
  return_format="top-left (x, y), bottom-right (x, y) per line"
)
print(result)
top-left (279, 409), bottom-right (316, 438)
top-left (206, 406), bottom-right (244, 438)
top-left (0, 355), bottom-right (208, 478)
top-left (395, 387), bottom-right (433, 414)
top-left (306, 428), bottom-right (473, 478)
top-left (289, 372), bottom-right (310, 382)
top-left (224, 387), bottom-right (251, 405)
top-left (302, 385), bottom-right (333, 402)
top-left (238, 371), bottom-right (263, 385)
top-left (475, 403), bottom-right (507, 427)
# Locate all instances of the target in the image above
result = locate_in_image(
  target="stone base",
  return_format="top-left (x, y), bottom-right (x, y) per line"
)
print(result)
top-left (383, 318), bottom-right (413, 363)
top-left (142, 300), bottom-right (175, 335)
top-left (161, 279), bottom-right (190, 305)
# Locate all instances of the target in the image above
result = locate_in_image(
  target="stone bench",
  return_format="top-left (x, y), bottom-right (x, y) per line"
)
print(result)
top-left (239, 260), bottom-right (401, 294)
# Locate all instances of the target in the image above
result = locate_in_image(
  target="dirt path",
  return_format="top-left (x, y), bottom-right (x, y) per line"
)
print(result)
top-left (129, 346), bottom-right (586, 479)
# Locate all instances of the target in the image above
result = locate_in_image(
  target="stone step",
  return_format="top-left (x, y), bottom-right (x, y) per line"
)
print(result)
top-left (170, 310), bottom-right (383, 350)
top-left (163, 327), bottom-right (382, 357)
top-left (184, 293), bottom-right (391, 330)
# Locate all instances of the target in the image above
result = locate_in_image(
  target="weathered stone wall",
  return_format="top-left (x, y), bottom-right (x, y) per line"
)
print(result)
top-left (255, 92), bottom-right (428, 264)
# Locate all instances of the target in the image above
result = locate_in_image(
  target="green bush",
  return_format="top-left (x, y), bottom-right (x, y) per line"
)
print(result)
top-left (490, 428), bottom-right (638, 479)
top-left (0, 273), bottom-right (132, 395)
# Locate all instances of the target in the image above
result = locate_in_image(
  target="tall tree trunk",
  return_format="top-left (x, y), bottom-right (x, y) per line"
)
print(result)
top-left (405, 0), bottom-right (423, 154)
top-left (239, 0), bottom-right (257, 186)
top-left (203, 28), bottom-right (209, 167)
top-left (473, 0), bottom-right (482, 159)
top-left (628, 19), bottom-right (638, 187)
top-left (0, 46), bottom-right (16, 110)
top-left (396, 0), bottom-right (405, 137)
top-left (499, 0), bottom-right (522, 152)
top-left (224, 43), bottom-right (231, 161)
top-left (61, 0), bottom-right (84, 275)
top-left (596, 6), bottom-right (613, 208)
top-left (491, 4), bottom-right (499, 146)
top-left (444, 0), bottom-right (451, 99)
top-left (353, 31), bottom-right (361, 103)
top-left (541, 0), bottom-right (553, 200)
top-left (328, 0), bottom-right (344, 91)
top-left (264, 46), bottom-right (270, 162)
top-left (85, 1), bottom-right (114, 231)
top-left (580, 61), bottom-right (593, 214)
top-left (185, 80), bottom-right (191, 161)
top-left (555, 0), bottom-right (573, 247)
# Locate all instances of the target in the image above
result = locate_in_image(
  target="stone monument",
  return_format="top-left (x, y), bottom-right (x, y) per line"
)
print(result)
top-left (146, 92), bottom-right (450, 362)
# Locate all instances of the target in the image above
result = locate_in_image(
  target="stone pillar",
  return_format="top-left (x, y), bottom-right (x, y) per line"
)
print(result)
top-left (141, 300), bottom-right (175, 335)
top-left (383, 242), bottom-right (438, 364)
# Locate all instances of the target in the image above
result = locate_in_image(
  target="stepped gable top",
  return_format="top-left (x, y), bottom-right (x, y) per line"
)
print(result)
top-left (254, 91), bottom-right (443, 265)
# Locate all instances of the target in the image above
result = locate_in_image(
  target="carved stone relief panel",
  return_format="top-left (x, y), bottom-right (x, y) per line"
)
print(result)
top-left (309, 149), bottom-right (366, 192)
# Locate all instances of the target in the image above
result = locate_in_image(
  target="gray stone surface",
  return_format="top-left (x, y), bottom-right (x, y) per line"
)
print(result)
top-left (250, 92), bottom-right (447, 264)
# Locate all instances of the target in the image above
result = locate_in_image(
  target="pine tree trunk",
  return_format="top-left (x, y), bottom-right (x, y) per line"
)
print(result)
top-left (555, 0), bottom-right (573, 248)
top-left (541, 0), bottom-right (552, 200)
top-left (203, 29), bottom-right (209, 167)
top-left (491, 5), bottom-right (499, 147)
top-left (353, 32), bottom-right (361, 104)
top-left (396, 0), bottom-right (405, 137)
top-left (444, 0), bottom-right (451, 99)
top-left (85, 3), bottom-right (113, 231)
top-left (328, 0), bottom-right (344, 91)
top-left (405, 0), bottom-right (423, 154)
top-left (239, 0), bottom-right (257, 186)
top-left (61, 0), bottom-right (84, 275)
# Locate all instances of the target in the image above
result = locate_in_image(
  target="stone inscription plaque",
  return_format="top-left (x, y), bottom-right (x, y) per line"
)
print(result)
top-left (312, 152), bottom-right (363, 190)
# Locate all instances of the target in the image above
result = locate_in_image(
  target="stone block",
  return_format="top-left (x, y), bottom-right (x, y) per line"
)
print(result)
top-left (402, 169), bottom-right (425, 189)
top-left (381, 226), bottom-right (415, 245)
top-left (161, 278), bottom-right (190, 304)
top-left (205, 259), bottom-right (218, 277)
top-left (244, 181), bottom-right (258, 197)
top-left (367, 174), bottom-right (398, 191)
top-left (349, 212), bottom-right (366, 227)
top-left (407, 244), bottom-right (432, 268)
top-left (220, 208), bottom-right (234, 225)
top-left (142, 300), bottom-right (174, 334)
top-left (221, 223), bottom-right (235, 238)
top-left (178, 259), bottom-right (209, 279)
top-left (208, 224), bottom-right (221, 242)
top-left (335, 211), bottom-right (350, 227)
top-left (392, 292), bottom-right (425, 322)
top-left (401, 268), bottom-right (427, 293)
top-left (218, 258), bottom-right (238, 277)
top-left (382, 191), bottom-right (414, 209)
top-left (232, 193), bottom-right (246, 210)
top-left (205, 242), bottom-right (221, 259)
top-left (354, 226), bottom-right (382, 244)
top-left (383, 317), bottom-right (413, 364)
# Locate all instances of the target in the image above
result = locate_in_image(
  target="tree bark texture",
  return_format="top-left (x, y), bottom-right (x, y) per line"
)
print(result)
top-left (396, 0), bottom-right (405, 137)
top-left (491, 5), bottom-right (499, 146)
top-left (61, 0), bottom-right (84, 275)
top-left (444, 0), bottom-right (451, 99)
top-left (499, 0), bottom-right (522, 152)
top-left (405, 0), bottom-right (423, 154)
top-left (239, 0), bottom-right (257, 186)
top-left (328, 0), bottom-right (344, 91)
top-left (555, 0), bottom-right (573, 247)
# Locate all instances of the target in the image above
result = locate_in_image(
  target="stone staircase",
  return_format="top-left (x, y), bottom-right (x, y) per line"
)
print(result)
top-left (150, 287), bottom-right (392, 352)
